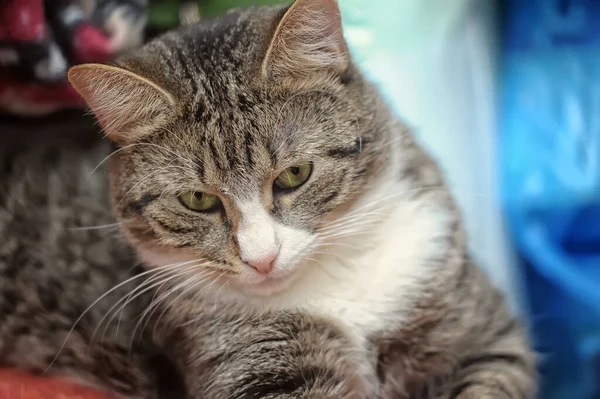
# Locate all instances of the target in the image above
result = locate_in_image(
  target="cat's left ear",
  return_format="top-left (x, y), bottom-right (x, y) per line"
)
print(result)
top-left (68, 63), bottom-right (175, 144)
top-left (262, 0), bottom-right (349, 82)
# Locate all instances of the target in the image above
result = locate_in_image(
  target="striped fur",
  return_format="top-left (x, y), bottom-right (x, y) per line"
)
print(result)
top-left (0, 0), bottom-right (536, 398)
top-left (100, 1), bottom-right (534, 395)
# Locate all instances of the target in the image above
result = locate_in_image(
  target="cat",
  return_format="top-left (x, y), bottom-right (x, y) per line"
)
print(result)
top-left (0, 0), bottom-right (535, 398)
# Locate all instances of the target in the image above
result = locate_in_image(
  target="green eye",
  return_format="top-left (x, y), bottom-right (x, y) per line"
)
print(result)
top-left (274, 163), bottom-right (312, 189)
top-left (178, 191), bottom-right (221, 212)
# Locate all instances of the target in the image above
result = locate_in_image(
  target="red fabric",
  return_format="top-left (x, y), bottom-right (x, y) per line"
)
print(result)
top-left (0, 81), bottom-right (84, 105)
top-left (0, 0), bottom-right (110, 113)
top-left (0, 369), bottom-right (115, 399)
top-left (0, 0), bottom-right (144, 115)
top-left (73, 23), bottom-right (113, 64)
top-left (0, 0), bottom-right (46, 41)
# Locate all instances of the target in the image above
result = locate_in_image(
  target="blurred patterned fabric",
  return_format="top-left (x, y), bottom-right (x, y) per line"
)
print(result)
top-left (0, 0), bottom-right (147, 115)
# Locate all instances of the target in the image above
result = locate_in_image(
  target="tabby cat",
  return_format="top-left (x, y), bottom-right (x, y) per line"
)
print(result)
top-left (0, 0), bottom-right (535, 398)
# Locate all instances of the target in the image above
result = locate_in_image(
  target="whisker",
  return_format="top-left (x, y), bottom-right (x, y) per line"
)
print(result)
top-left (96, 268), bottom-right (183, 346)
top-left (316, 222), bottom-right (380, 241)
top-left (317, 212), bottom-right (384, 236)
top-left (311, 241), bottom-right (358, 250)
top-left (102, 261), bottom-right (205, 341)
top-left (155, 269), bottom-right (223, 334)
top-left (316, 185), bottom-right (450, 240)
top-left (130, 268), bottom-right (217, 350)
top-left (179, 274), bottom-right (230, 328)
top-left (210, 276), bottom-right (229, 315)
top-left (119, 264), bottom-right (211, 356)
top-left (304, 256), bottom-right (339, 281)
top-left (107, 261), bottom-right (211, 343)
top-left (88, 143), bottom-right (141, 179)
top-left (142, 267), bottom-right (216, 333)
top-left (68, 220), bottom-right (131, 231)
top-left (44, 259), bottom-right (198, 373)
top-left (116, 164), bottom-right (182, 208)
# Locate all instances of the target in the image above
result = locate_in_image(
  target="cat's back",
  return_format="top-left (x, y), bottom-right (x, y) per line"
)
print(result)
top-left (0, 111), bottom-right (122, 274)
top-left (0, 112), bottom-right (144, 376)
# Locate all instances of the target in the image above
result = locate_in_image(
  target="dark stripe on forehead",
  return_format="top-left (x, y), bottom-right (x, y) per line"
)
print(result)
top-left (237, 93), bottom-right (253, 113)
top-left (174, 47), bottom-right (199, 97)
top-left (225, 136), bottom-right (238, 170)
top-left (326, 136), bottom-right (370, 159)
top-left (327, 145), bottom-right (359, 159)
top-left (194, 102), bottom-right (208, 123)
top-left (267, 141), bottom-right (279, 166)
top-left (195, 155), bottom-right (205, 180)
top-left (208, 137), bottom-right (227, 170)
top-left (161, 45), bottom-right (179, 78)
top-left (244, 131), bottom-right (255, 167)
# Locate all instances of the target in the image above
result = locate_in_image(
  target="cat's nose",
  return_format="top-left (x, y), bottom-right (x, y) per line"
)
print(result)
top-left (245, 251), bottom-right (278, 275)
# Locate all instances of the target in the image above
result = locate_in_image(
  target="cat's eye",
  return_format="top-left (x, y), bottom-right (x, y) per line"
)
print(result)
top-left (178, 191), bottom-right (221, 212)
top-left (274, 163), bottom-right (312, 190)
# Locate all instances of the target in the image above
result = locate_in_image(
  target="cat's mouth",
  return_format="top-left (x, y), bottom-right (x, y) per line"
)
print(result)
top-left (244, 268), bottom-right (301, 296)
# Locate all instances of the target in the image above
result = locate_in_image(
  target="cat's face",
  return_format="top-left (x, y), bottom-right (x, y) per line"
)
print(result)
top-left (70, 0), bottom-right (386, 296)
top-left (112, 88), bottom-right (378, 296)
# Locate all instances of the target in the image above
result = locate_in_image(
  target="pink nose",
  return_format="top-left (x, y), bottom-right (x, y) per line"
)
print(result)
top-left (245, 252), bottom-right (278, 275)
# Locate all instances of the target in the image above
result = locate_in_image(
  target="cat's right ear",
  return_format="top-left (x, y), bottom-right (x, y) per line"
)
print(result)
top-left (262, 0), bottom-right (349, 83)
top-left (68, 64), bottom-right (174, 144)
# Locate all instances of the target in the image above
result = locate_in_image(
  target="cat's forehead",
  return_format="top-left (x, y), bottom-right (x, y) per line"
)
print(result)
top-left (171, 109), bottom-right (318, 177)
top-left (120, 6), bottom-right (286, 102)
top-left (117, 3), bottom-right (359, 190)
top-left (144, 96), bottom-right (342, 197)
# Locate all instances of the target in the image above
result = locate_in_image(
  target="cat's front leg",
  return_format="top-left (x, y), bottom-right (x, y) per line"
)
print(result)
top-left (447, 336), bottom-right (534, 399)
top-left (165, 310), bottom-right (378, 399)
top-left (443, 263), bottom-right (535, 399)
top-left (377, 260), bottom-right (535, 399)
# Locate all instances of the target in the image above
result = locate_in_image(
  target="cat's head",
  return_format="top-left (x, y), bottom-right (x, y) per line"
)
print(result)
top-left (69, 0), bottom-right (390, 297)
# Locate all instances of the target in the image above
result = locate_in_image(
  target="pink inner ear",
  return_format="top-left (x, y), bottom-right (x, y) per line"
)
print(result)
top-left (312, 0), bottom-right (348, 53)
top-left (264, 0), bottom-right (349, 79)
top-left (68, 64), bottom-right (173, 143)
top-left (69, 68), bottom-right (106, 119)
top-left (284, 0), bottom-right (347, 54)
top-left (70, 68), bottom-right (121, 130)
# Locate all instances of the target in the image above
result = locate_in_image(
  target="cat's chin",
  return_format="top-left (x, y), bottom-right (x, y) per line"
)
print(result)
top-left (240, 271), bottom-right (300, 297)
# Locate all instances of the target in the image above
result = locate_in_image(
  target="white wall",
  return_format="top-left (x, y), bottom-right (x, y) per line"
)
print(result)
top-left (341, 0), bottom-right (523, 312)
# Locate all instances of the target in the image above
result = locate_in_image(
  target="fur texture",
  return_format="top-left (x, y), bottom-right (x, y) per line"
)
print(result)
top-left (1, 1), bottom-right (535, 398)
top-left (0, 120), bottom-right (180, 398)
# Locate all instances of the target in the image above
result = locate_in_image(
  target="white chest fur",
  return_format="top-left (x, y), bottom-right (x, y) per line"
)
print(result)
top-left (229, 180), bottom-right (450, 343)
top-left (283, 197), bottom-right (446, 339)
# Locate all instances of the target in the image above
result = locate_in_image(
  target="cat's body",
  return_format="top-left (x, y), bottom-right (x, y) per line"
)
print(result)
top-left (0, 122), bottom-right (184, 396)
top-left (0, 1), bottom-right (535, 398)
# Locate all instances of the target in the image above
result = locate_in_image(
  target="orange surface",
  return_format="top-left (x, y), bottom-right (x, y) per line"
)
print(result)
top-left (0, 369), bottom-right (115, 399)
